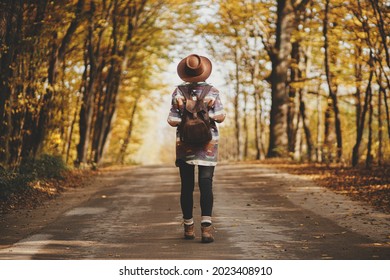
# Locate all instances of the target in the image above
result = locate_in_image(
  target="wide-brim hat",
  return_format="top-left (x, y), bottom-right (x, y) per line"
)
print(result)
top-left (177, 54), bottom-right (212, 82)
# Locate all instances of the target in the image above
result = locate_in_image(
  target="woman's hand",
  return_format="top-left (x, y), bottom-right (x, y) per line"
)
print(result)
top-left (177, 97), bottom-right (184, 110)
top-left (204, 98), bottom-right (215, 109)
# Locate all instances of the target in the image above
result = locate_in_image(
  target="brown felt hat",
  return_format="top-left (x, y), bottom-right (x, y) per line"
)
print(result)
top-left (177, 54), bottom-right (212, 82)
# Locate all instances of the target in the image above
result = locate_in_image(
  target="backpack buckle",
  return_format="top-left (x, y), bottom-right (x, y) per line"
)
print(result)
top-left (191, 89), bottom-right (197, 101)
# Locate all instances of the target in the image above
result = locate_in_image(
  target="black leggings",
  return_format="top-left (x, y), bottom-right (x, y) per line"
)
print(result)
top-left (179, 162), bottom-right (215, 220)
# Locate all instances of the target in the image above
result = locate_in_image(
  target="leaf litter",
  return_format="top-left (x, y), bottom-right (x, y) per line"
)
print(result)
top-left (260, 160), bottom-right (390, 214)
top-left (0, 169), bottom-right (94, 214)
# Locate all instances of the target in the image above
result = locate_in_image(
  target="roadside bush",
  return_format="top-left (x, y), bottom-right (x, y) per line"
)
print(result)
top-left (1, 154), bottom-right (68, 208)
top-left (19, 154), bottom-right (68, 180)
top-left (0, 169), bottom-right (32, 200)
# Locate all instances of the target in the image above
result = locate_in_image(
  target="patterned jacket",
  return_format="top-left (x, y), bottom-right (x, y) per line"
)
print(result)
top-left (167, 82), bottom-right (226, 166)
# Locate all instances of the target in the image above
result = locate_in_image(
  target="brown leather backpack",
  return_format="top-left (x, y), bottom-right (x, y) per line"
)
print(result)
top-left (178, 84), bottom-right (213, 146)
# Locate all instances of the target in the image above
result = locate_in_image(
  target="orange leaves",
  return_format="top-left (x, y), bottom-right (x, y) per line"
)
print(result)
top-left (265, 161), bottom-right (390, 213)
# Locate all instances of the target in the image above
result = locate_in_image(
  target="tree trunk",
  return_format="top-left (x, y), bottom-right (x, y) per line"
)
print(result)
top-left (267, 0), bottom-right (295, 158)
top-left (254, 90), bottom-right (263, 160)
top-left (323, 99), bottom-right (335, 164)
top-left (287, 42), bottom-right (300, 156)
top-left (364, 0), bottom-right (390, 107)
top-left (366, 84), bottom-right (373, 169)
top-left (233, 44), bottom-right (241, 160)
top-left (8, 82), bottom-right (24, 168)
top-left (354, 45), bottom-right (363, 133)
top-left (33, 0), bottom-right (85, 158)
top-left (14, 0), bottom-right (48, 166)
top-left (0, 1), bottom-right (22, 165)
top-left (316, 84), bottom-right (323, 163)
top-left (378, 83), bottom-right (383, 165)
top-left (248, 36), bottom-right (264, 160)
top-left (302, 44), bottom-right (314, 161)
top-left (117, 95), bottom-right (140, 164)
top-left (76, 19), bottom-right (98, 166)
top-left (369, 0), bottom-right (390, 69)
top-left (352, 67), bottom-right (374, 166)
top-left (299, 89), bottom-right (314, 161)
top-left (382, 82), bottom-right (390, 140)
top-left (243, 91), bottom-right (249, 159)
top-left (323, 0), bottom-right (342, 162)
top-left (66, 76), bottom-right (84, 164)
top-left (92, 72), bottom-right (121, 164)
top-left (293, 107), bottom-right (302, 161)
top-left (91, 8), bottom-right (122, 165)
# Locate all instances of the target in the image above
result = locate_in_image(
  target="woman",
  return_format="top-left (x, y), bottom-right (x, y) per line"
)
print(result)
top-left (167, 54), bottom-right (226, 243)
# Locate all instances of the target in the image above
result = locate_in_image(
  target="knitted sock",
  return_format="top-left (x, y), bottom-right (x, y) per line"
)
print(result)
top-left (184, 218), bottom-right (194, 225)
top-left (201, 216), bottom-right (212, 227)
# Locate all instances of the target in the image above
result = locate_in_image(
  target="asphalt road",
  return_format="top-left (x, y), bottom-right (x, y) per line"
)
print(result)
top-left (0, 163), bottom-right (389, 259)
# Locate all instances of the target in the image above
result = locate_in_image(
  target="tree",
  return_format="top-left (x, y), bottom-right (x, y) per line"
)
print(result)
top-left (76, 0), bottom-right (195, 166)
top-left (0, 1), bottom-right (24, 166)
top-left (26, 0), bottom-right (85, 160)
top-left (0, 0), bottom-right (196, 169)
top-left (323, 0), bottom-right (342, 162)
top-left (264, 0), bottom-right (309, 158)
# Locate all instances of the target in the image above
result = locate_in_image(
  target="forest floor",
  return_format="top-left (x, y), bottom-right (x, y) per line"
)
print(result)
top-left (0, 160), bottom-right (389, 215)
top-left (258, 160), bottom-right (390, 214)
top-left (0, 169), bottom-right (95, 215)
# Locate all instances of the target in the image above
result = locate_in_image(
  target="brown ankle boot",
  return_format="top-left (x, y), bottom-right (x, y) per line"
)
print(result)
top-left (184, 223), bottom-right (195, 239)
top-left (201, 224), bottom-right (214, 243)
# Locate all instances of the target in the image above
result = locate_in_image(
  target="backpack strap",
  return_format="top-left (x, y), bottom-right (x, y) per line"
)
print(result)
top-left (178, 84), bottom-right (212, 115)
top-left (178, 84), bottom-right (212, 101)
top-left (199, 85), bottom-right (212, 100)
top-left (178, 85), bottom-right (189, 100)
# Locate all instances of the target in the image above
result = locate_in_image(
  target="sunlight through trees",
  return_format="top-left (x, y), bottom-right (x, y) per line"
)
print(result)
top-left (0, 0), bottom-right (389, 170)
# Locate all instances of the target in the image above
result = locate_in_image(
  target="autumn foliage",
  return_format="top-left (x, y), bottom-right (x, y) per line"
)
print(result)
top-left (202, 0), bottom-right (390, 167)
top-left (0, 0), bottom-right (193, 169)
top-left (0, 0), bottom-right (389, 171)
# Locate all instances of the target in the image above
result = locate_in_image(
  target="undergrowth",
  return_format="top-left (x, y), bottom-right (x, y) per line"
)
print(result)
top-left (0, 154), bottom-right (67, 201)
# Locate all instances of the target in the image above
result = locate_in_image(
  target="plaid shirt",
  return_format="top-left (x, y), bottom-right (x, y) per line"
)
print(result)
top-left (167, 83), bottom-right (226, 166)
